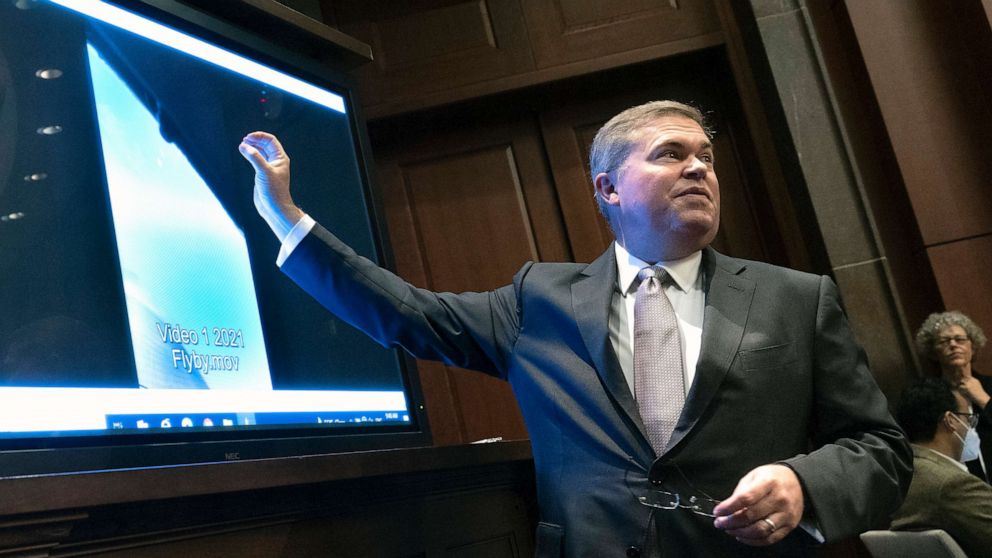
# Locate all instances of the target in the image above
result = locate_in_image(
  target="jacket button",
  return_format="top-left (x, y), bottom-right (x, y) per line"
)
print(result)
top-left (649, 458), bottom-right (669, 485)
top-left (626, 546), bottom-right (641, 557)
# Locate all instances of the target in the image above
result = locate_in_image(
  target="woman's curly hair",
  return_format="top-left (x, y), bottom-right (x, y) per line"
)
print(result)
top-left (915, 311), bottom-right (987, 361)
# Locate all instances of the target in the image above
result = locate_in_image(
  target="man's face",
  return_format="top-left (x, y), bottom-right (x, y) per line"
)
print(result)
top-left (596, 116), bottom-right (720, 261)
top-left (935, 325), bottom-right (973, 370)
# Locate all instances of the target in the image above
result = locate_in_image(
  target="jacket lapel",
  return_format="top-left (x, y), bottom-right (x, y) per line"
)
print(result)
top-left (665, 248), bottom-right (754, 454)
top-left (571, 245), bottom-right (653, 450)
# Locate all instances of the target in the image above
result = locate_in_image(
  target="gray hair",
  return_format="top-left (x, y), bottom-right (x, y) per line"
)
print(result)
top-left (915, 310), bottom-right (987, 360)
top-left (589, 100), bottom-right (711, 224)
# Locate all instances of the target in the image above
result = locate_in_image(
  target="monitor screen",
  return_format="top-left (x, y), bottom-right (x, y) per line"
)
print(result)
top-left (0, 0), bottom-right (426, 475)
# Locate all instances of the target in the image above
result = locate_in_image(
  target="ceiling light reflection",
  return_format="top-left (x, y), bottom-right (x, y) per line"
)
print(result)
top-left (35, 68), bottom-right (64, 79)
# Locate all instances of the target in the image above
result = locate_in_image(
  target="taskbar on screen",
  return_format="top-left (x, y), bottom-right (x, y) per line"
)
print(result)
top-left (104, 410), bottom-right (411, 431)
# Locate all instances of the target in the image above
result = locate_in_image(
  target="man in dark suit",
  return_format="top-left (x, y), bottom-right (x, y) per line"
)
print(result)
top-left (239, 101), bottom-right (911, 557)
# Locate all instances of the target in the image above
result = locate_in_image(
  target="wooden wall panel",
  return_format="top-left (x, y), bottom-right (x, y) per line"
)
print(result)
top-left (840, 0), bottom-right (992, 372)
top-left (372, 114), bottom-right (570, 445)
top-left (538, 106), bottom-right (614, 264)
top-left (844, 0), bottom-right (992, 246)
top-left (321, 0), bottom-right (724, 118)
top-left (327, 1), bottom-right (534, 107)
top-left (400, 146), bottom-right (540, 292)
top-left (520, 0), bottom-right (722, 68)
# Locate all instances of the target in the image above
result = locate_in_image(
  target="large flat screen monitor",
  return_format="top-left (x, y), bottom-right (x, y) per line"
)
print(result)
top-left (0, 0), bottom-right (428, 476)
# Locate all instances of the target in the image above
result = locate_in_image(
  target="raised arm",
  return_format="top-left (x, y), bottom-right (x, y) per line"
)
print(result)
top-left (238, 131), bottom-right (305, 241)
top-left (236, 131), bottom-right (520, 377)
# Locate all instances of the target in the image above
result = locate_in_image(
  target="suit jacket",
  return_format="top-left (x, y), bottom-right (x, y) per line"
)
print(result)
top-left (891, 445), bottom-right (992, 557)
top-left (282, 224), bottom-right (912, 557)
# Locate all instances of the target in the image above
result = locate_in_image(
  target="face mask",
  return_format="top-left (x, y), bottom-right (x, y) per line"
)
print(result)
top-left (952, 415), bottom-right (982, 462)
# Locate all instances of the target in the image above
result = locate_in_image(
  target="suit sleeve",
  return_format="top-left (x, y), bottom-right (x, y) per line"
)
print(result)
top-left (279, 224), bottom-right (523, 378)
top-left (783, 276), bottom-right (913, 540)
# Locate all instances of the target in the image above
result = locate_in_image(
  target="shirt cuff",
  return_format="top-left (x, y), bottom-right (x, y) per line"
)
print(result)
top-left (276, 213), bottom-right (315, 267)
top-left (798, 518), bottom-right (825, 543)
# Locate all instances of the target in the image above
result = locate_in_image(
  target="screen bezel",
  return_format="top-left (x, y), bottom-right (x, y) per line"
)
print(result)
top-left (0, 0), bottom-right (431, 478)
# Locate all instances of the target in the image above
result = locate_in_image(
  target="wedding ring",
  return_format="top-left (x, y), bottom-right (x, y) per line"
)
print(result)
top-left (761, 517), bottom-right (777, 533)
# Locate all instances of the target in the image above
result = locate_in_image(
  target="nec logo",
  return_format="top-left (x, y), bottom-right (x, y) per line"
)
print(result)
top-left (225, 452), bottom-right (241, 461)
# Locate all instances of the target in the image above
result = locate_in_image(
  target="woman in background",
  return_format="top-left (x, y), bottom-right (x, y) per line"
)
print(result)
top-left (916, 311), bottom-right (990, 483)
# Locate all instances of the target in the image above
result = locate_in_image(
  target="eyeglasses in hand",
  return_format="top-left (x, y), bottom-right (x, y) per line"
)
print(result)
top-left (630, 462), bottom-right (722, 518)
top-left (637, 489), bottom-right (721, 517)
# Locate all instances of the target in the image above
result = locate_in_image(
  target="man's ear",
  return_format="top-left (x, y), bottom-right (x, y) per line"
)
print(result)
top-left (941, 411), bottom-right (957, 432)
top-left (594, 172), bottom-right (620, 207)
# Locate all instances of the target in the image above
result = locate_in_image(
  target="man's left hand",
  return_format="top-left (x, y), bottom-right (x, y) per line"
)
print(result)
top-left (711, 464), bottom-right (805, 546)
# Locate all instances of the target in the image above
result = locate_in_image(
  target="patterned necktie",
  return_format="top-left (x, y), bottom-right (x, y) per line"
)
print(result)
top-left (633, 265), bottom-right (686, 454)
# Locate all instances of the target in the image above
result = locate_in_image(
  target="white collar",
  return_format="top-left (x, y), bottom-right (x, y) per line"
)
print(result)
top-left (914, 444), bottom-right (969, 472)
top-left (613, 242), bottom-right (702, 296)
